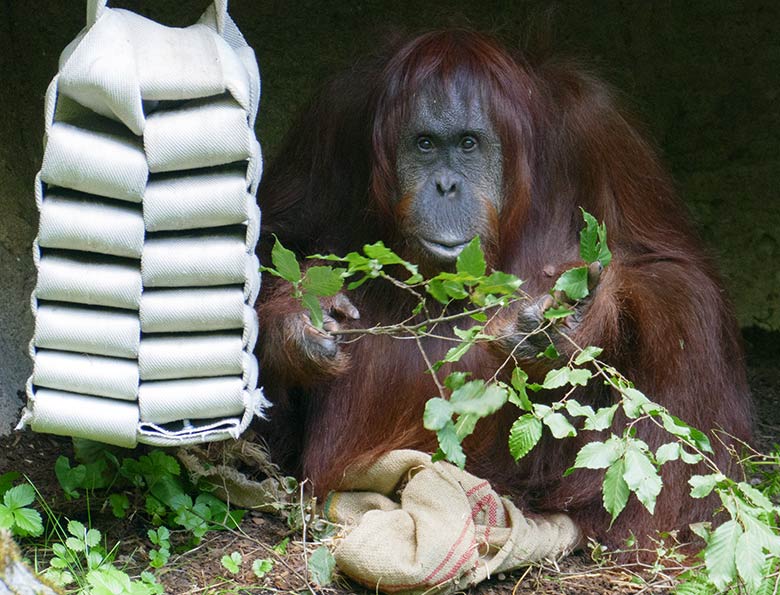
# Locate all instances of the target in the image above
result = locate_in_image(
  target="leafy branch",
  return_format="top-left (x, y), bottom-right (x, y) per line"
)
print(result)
top-left (261, 211), bottom-right (779, 594)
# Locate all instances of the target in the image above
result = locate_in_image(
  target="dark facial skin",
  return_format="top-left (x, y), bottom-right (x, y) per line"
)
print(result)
top-left (395, 87), bottom-right (503, 264)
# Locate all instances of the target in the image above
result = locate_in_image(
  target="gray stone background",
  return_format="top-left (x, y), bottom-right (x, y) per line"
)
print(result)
top-left (1, 1), bottom-right (778, 433)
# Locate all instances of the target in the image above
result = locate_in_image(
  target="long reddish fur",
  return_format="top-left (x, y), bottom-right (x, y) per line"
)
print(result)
top-left (254, 30), bottom-right (752, 548)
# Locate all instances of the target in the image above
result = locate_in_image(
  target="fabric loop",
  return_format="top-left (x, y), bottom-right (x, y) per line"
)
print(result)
top-left (88, 1), bottom-right (229, 33)
top-left (140, 287), bottom-right (246, 333)
top-left (138, 376), bottom-right (245, 424)
top-left (38, 192), bottom-right (145, 258)
top-left (34, 303), bottom-right (140, 358)
top-left (144, 97), bottom-right (252, 173)
top-left (30, 388), bottom-right (139, 448)
top-left (41, 121), bottom-right (148, 201)
top-left (143, 170), bottom-right (249, 232)
top-left (36, 253), bottom-right (142, 310)
top-left (138, 333), bottom-right (244, 380)
top-left (33, 349), bottom-right (139, 400)
top-left (142, 233), bottom-right (247, 287)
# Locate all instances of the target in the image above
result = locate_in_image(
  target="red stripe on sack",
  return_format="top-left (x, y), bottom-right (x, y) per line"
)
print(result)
top-left (439, 546), bottom-right (479, 583)
top-left (465, 480), bottom-right (490, 497)
top-left (381, 513), bottom-right (475, 591)
top-left (471, 493), bottom-right (499, 543)
top-left (420, 515), bottom-right (473, 584)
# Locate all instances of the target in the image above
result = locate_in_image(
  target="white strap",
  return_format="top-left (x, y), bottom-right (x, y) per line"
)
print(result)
top-left (87, 0), bottom-right (229, 35)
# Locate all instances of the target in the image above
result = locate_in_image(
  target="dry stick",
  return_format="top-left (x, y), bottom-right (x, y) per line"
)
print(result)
top-left (298, 480), bottom-right (315, 595)
top-left (331, 300), bottom-right (519, 337)
top-left (413, 331), bottom-right (446, 397)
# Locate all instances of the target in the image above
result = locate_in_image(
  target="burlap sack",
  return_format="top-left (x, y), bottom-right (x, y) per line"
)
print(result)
top-left (324, 450), bottom-right (581, 595)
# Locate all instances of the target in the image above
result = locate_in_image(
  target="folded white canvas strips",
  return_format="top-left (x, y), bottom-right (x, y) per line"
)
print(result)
top-left (19, 0), bottom-right (267, 447)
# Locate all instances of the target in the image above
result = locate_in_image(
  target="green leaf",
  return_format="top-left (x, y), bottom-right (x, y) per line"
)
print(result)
top-left (273, 538), bottom-right (290, 555)
top-left (12, 507), bottom-right (43, 536)
top-left (67, 519), bottom-right (86, 538)
top-left (679, 448), bottom-right (703, 465)
top-left (139, 450), bottom-right (181, 479)
top-left (574, 346), bottom-right (603, 365)
top-left (623, 444), bottom-right (662, 514)
top-left (565, 400), bottom-right (595, 418)
top-left (672, 573), bottom-right (713, 595)
top-left (553, 266), bottom-right (589, 301)
top-left (252, 558), bottom-right (274, 579)
top-left (508, 415), bottom-right (543, 461)
top-left (302, 266), bottom-right (344, 297)
top-left (689, 474), bottom-right (725, 499)
top-left (450, 383), bottom-right (507, 417)
top-left (452, 326), bottom-right (481, 342)
top-left (742, 512), bottom-right (780, 556)
top-left (660, 414), bottom-right (712, 454)
top-left (603, 459), bottom-right (630, 524)
top-left (301, 292), bottom-right (324, 329)
top-left (580, 209), bottom-right (612, 267)
top-left (426, 279), bottom-right (450, 304)
top-left (149, 549), bottom-right (169, 569)
top-left (687, 427), bottom-right (714, 454)
top-left (66, 537), bottom-right (84, 552)
top-left (655, 443), bottom-right (681, 465)
top-left (735, 529), bottom-right (767, 592)
top-left (567, 368), bottom-right (592, 386)
top-left (55, 456), bottom-right (85, 499)
top-left (737, 481), bottom-right (775, 512)
top-left (109, 493), bottom-right (130, 518)
top-left (221, 552), bottom-right (242, 574)
top-left (453, 413), bottom-right (479, 440)
top-left (270, 236), bottom-right (302, 283)
top-left (704, 520), bottom-right (741, 590)
top-left (539, 343), bottom-right (561, 359)
top-left (437, 422), bottom-right (467, 469)
top-left (621, 387), bottom-right (651, 418)
top-left (363, 242), bottom-right (405, 266)
top-left (347, 275), bottom-right (370, 290)
top-left (572, 440), bottom-right (622, 470)
top-left (456, 237), bottom-right (486, 277)
top-left (541, 367), bottom-right (570, 389)
top-left (309, 546), bottom-right (336, 587)
top-left (82, 528), bottom-right (100, 548)
top-left (543, 306), bottom-right (575, 321)
top-left (596, 221), bottom-right (612, 268)
top-left (0, 506), bottom-right (13, 530)
top-left (510, 369), bottom-right (533, 411)
top-left (542, 412), bottom-right (577, 439)
top-left (438, 341), bottom-right (474, 367)
top-left (424, 398), bottom-right (453, 431)
top-left (583, 405), bottom-right (618, 431)
top-left (442, 280), bottom-right (469, 300)
top-left (3, 484), bottom-right (35, 509)
top-left (0, 472), bottom-right (20, 497)
top-left (580, 210), bottom-right (600, 264)
top-left (478, 271), bottom-right (522, 295)
top-left (444, 372), bottom-right (470, 391)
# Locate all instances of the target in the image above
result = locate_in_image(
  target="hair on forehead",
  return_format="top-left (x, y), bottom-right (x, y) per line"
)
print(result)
top-left (379, 30), bottom-right (520, 125)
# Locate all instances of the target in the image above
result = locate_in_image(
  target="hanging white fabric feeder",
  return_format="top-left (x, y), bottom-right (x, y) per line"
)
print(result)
top-left (17, 0), bottom-right (267, 447)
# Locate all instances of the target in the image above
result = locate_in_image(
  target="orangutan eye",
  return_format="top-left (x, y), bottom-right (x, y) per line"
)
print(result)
top-left (460, 135), bottom-right (478, 152)
top-left (416, 136), bottom-right (434, 152)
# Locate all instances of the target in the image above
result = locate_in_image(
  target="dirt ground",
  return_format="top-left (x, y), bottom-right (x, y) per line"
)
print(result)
top-left (2, 327), bottom-right (778, 595)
